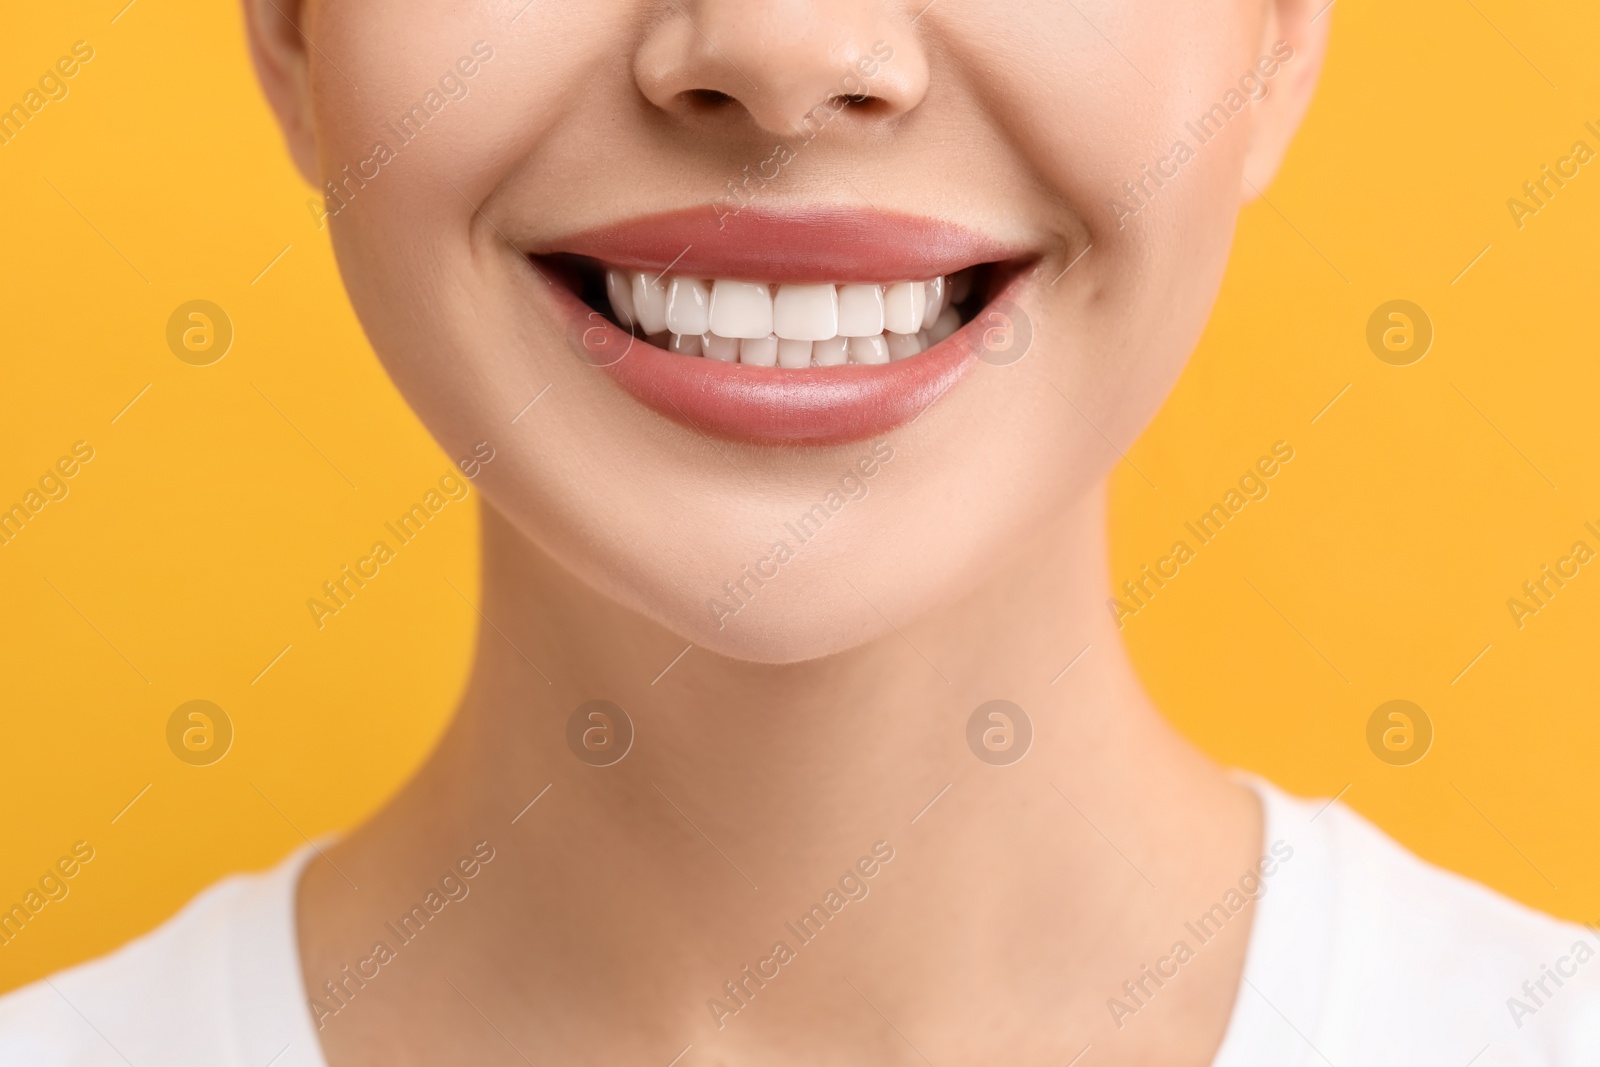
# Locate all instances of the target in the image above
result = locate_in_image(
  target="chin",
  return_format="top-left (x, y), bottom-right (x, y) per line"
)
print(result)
top-left (581, 540), bottom-right (922, 667)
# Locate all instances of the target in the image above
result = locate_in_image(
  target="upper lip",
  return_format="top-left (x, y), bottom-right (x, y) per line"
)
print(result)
top-left (536, 205), bottom-right (1029, 284)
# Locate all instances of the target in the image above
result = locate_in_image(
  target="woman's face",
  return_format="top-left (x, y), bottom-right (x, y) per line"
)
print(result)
top-left (259, 0), bottom-right (1320, 663)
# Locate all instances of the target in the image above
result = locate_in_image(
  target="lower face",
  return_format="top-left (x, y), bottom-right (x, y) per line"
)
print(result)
top-left (307, 0), bottom-right (1259, 663)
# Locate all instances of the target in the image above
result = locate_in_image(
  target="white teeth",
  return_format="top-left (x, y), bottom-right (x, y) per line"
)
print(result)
top-left (886, 332), bottom-right (922, 361)
top-left (632, 273), bottom-right (669, 334)
top-left (709, 280), bottom-right (774, 339)
top-left (777, 338), bottom-right (814, 369)
top-left (883, 281), bottom-right (925, 335)
top-left (848, 335), bottom-right (890, 365)
top-left (812, 336), bottom-right (849, 366)
top-left (665, 277), bottom-right (710, 336)
top-left (606, 270), bottom-right (637, 328)
top-left (923, 276), bottom-right (944, 324)
top-left (703, 333), bottom-right (739, 362)
top-left (615, 267), bottom-right (973, 366)
top-left (773, 284), bottom-right (839, 341)
top-left (837, 284), bottom-right (885, 337)
top-left (739, 334), bottom-right (779, 366)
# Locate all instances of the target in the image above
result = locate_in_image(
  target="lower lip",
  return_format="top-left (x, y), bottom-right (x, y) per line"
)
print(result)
top-left (546, 282), bottom-right (1013, 447)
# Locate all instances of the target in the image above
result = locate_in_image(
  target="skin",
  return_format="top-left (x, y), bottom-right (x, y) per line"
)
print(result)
top-left (243, 1), bottom-right (1330, 1064)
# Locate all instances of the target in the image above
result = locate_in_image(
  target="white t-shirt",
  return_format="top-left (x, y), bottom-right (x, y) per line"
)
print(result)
top-left (2, 779), bottom-right (1596, 1065)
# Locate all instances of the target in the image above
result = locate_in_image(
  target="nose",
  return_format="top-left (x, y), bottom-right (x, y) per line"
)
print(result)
top-left (634, 1), bottom-right (930, 139)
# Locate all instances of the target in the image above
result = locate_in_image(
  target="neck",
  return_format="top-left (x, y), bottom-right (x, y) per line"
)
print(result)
top-left (301, 481), bottom-right (1261, 1065)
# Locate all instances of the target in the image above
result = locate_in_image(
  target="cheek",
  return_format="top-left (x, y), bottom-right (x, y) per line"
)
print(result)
top-left (312, 3), bottom-right (665, 464)
top-left (940, 5), bottom-right (1252, 431)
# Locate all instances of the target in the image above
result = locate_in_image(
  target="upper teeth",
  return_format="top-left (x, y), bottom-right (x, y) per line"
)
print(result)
top-left (604, 267), bottom-right (968, 367)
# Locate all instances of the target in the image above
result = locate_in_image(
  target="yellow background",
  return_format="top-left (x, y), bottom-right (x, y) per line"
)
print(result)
top-left (2, 0), bottom-right (1597, 993)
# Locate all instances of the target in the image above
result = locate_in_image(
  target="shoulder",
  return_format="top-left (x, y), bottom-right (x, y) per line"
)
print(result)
top-left (0, 847), bottom-right (327, 1067)
top-left (1222, 778), bottom-right (1600, 1066)
top-left (1319, 797), bottom-right (1600, 1056)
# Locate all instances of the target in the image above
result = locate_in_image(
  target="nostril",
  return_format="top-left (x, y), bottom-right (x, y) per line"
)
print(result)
top-left (827, 93), bottom-right (884, 113)
top-left (681, 88), bottom-right (736, 110)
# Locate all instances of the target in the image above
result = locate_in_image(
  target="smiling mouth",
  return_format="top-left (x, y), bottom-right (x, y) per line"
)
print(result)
top-left (529, 207), bottom-right (1034, 445)
top-left (549, 259), bottom-right (996, 367)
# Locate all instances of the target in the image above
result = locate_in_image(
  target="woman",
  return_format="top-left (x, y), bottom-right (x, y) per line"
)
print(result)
top-left (4, 0), bottom-right (1596, 1064)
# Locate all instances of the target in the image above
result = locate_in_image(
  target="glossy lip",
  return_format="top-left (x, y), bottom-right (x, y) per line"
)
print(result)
top-left (538, 205), bottom-right (1026, 285)
top-left (547, 270), bottom-right (1032, 447)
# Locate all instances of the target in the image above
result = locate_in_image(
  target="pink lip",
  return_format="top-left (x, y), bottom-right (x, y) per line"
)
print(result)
top-left (542, 205), bottom-right (1023, 284)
